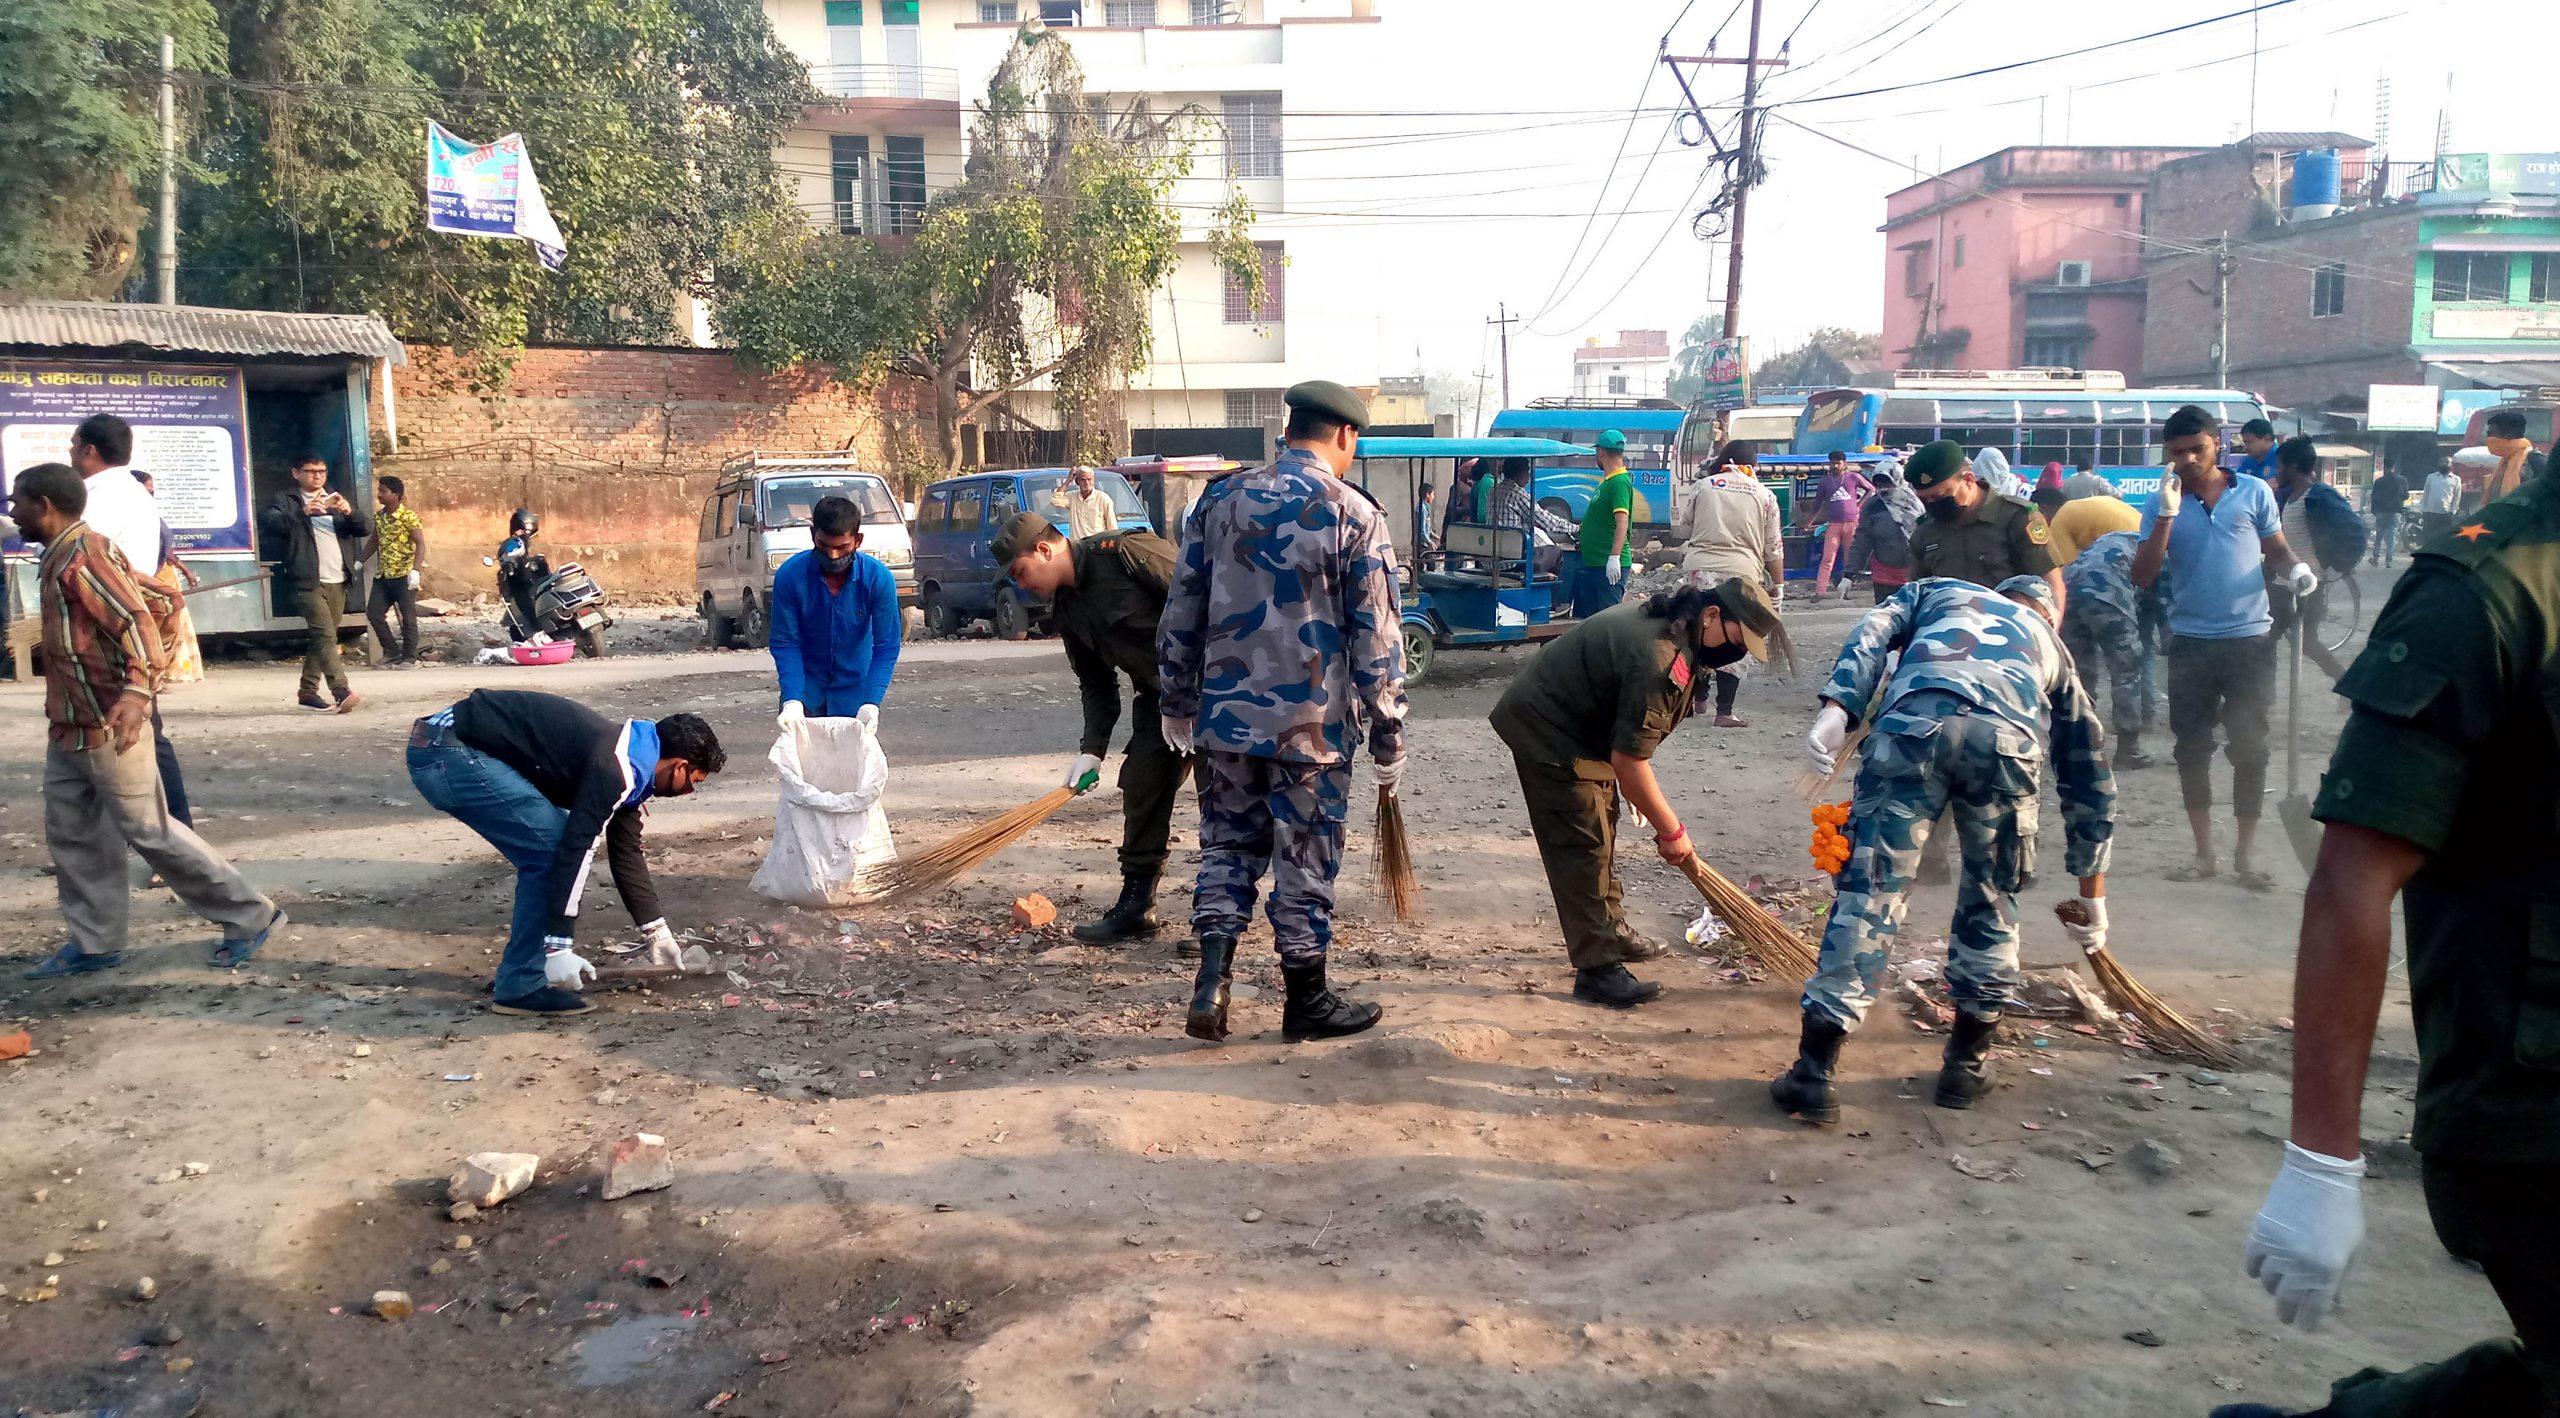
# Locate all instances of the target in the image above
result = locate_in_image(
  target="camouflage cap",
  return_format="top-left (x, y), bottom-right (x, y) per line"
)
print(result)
top-left (1904, 439), bottom-right (1971, 489)
top-left (1996, 573), bottom-right (2059, 625)
top-left (1284, 380), bottom-right (1371, 430)
top-left (1707, 575), bottom-right (1796, 674)
top-left (987, 510), bottom-right (1058, 568)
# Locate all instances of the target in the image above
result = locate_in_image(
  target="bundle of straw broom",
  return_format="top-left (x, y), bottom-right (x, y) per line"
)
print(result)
top-left (1675, 855), bottom-right (1820, 979)
top-left (2055, 898), bottom-right (2242, 1068)
top-left (1373, 786), bottom-right (1418, 922)
top-left (843, 786), bottom-right (1077, 904)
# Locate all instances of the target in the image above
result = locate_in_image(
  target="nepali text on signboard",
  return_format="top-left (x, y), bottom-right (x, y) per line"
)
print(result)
top-left (0, 362), bottom-right (254, 553)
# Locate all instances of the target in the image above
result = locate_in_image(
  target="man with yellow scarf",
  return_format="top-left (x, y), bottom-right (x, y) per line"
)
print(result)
top-left (2479, 410), bottom-right (2548, 506)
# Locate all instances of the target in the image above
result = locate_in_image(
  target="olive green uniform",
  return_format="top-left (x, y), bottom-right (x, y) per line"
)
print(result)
top-left (1908, 491), bottom-right (2055, 586)
top-left (2299, 477), bottom-right (2560, 1416)
top-left (1489, 603), bottom-right (1700, 968)
top-left (1053, 530), bottom-right (1192, 878)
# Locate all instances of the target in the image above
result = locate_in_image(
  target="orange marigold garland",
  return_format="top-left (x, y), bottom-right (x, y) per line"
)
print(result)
top-left (1808, 801), bottom-right (1852, 876)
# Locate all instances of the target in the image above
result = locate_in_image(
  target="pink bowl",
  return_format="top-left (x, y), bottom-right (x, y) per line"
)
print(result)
top-left (508, 641), bottom-right (577, 666)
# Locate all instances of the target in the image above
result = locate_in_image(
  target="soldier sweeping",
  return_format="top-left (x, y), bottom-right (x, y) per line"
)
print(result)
top-left (1157, 381), bottom-right (1408, 1044)
top-left (992, 510), bottom-right (1190, 945)
top-left (1489, 577), bottom-right (1788, 1008)
top-left (1772, 576), bottom-right (2116, 1122)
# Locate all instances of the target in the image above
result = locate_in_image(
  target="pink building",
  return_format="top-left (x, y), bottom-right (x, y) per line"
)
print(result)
top-left (1881, 146), bottom-right (2205, 374)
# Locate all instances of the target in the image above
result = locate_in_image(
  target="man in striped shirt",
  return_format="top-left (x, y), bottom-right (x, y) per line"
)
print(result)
top-left (12, 463), bottom-right (282, 980)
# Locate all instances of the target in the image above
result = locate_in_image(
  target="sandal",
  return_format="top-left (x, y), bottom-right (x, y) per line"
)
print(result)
top-left (211, 907), bottom-right (288, 968)
top-left (2165, 863), bottom-right (2218, 882)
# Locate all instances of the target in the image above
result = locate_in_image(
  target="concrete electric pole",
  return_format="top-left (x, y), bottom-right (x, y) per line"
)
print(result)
top-left (157, 33), bottom-right (177, 306)
top-left (1487, 304), bottom-right (1518, 410)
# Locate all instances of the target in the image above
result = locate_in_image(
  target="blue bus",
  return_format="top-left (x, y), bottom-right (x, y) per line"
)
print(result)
top-left (1792, 373), bottom-right (2270, 501)
top-left (1487, 401), bottom-right (1703, 530)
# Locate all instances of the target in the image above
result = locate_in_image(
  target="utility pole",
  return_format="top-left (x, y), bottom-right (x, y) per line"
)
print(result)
top-left (2214, 233), bottom-right (2233, 389)
top-left (157, 33), bottom-right (177, 306)
top-left (1665, 1), bottom-right (1788, 342)
top-left (1487, 303), bottom-right (1517, 409)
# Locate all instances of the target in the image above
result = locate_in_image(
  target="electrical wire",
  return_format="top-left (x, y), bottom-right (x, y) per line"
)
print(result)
top-left (1773, 0), bottom-right (2306, 108)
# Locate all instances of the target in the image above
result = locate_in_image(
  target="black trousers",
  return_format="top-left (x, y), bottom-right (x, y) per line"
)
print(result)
top-left (1510, 751), bottom-right (1646, 970)
top-left (1116, 690), bottom-right (1192, 879)
top-left (2316, 1160), bottom-right (2560, 1417)
top-left (2165, 633), bottom-right (2275, 817)
top-left (368, 575), bottom-right (419, 661)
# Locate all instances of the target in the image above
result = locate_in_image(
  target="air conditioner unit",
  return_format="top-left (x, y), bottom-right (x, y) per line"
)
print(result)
top-left (2056, 261), bottom-right (2093, 288)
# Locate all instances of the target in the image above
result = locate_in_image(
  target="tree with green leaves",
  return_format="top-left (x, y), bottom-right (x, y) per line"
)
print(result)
top-left (1665, 313), bottom-right (1727, 407)
top-left (1753, 326), bottom-right (1884, 392)
top-left (716, 24), bottom-right (1259, 472)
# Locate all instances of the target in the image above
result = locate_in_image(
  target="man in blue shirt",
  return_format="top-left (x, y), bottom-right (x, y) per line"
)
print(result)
top-left (772, 495), bottom-right (902, 736)
top-left (2234, 417), bottom-right (2280, 483)
top-left (2132, 404), bottom-right (2317, 891)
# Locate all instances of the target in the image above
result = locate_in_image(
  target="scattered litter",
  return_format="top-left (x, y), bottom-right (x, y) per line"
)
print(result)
top-left (1950, 1154), bottom-right (2020, 1183)
top-left (1921, 1400), bottom-right (1968, 1409)
top-left (0, 1030), bottom-right (32, 1061)
top-left (2125, 1329), bottom-right (2166, 1347)
top-left (443, 1074), bottom-right (478, 1083)
top-left (1682, 904), bottom-right (1727, 947)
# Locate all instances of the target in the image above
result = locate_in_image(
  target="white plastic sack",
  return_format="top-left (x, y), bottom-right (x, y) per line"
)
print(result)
top-left (750, 717), bottom-right (896, 907)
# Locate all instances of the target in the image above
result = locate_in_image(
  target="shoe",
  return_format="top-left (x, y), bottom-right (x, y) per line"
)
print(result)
top-left (1617, 936), bottom-right (1671, 963)
top-left (1186, 931), bottom-right (1236, 1042)
top-left (1072, 873), bottom-right (1160, 944)
top-left (1280, 958), bottom-right (1383, 1042)
top-left (1935, 1007), bottom-right (2001, 1109)
top-left (493, 986), bottom-right (597, 1017)
top-left (24, 942), bottom-right (123, 979)
top-left (1770, 1013), bottom-right (1849, 1123)
top-left (1572, 964), bottom-right (1663, 1009)
top-left (333, 691), bottom-right (365, 715)
top-left (210, 907), bottom-right (287, 968)
top-left (297, 697), bottom-right (335, 713)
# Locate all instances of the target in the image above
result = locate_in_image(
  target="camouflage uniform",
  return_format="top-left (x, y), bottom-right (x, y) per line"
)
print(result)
top-left (2060, 530), bottom-right (2151, 735)
top-left (1804, 578), bottom-right (2116, 1029)
top-left (1157, 447), bottom-right (1408, 960)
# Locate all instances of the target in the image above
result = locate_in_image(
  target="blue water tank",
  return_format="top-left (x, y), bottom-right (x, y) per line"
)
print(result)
top-left (2290, 149), bottom-right (2343, 220)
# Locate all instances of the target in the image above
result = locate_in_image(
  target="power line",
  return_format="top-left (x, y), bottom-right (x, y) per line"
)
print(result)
top-left (1779, 0), bottom-right (1828, 51)
top-left (1773, 0), bottom-right (2306, 108)
top-left (1517, 51), bottom-right (1666, 328)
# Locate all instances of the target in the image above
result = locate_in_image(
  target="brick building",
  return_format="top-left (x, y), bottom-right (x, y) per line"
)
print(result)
top-left (2142, 135), bottom-right (2560, 431)
top-left (1569, 329), bottom-right (1671, 400)
top-left (1881, 146), bottom-right (2204, 374)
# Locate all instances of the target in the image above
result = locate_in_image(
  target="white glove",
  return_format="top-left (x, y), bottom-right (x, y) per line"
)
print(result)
top-left (1805, 703), bottom-right (1852, 777)
top-left (777, 701), bottom-right (805, 731)
top-left (2244, 1142), bottom-right (2368, 1330)
top-left (856, 704), bottom-right (879, 734)
top-left (407, 570), bottom-right (420, 590)
top-left (1604, 559), bottom-right (1624, 586)
top-left (638, 918), bottom-right (683, 969)
top-left (544, 943), bottom-right (598, 992)
top-left (1373, 757), bottom-right (1404, 793)
top-left (2153, 471), bottom-right (2184, 518)
top-left (2061, 896), bottom-right (2108, 955)
top-left (1064, 753), bottom-right (1103, 793)
top-left (1159, 714), bottom-right (1195, 756)
top-left (2288, 562), bottom-right (2320, 597)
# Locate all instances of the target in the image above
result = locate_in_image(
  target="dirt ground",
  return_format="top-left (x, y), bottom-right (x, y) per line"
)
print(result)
top-left (0, 577), bottom-right (2503, 1418)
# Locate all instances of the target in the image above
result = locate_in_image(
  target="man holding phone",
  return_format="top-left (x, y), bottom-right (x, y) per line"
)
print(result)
top-left (258, 455), bottom-right (371, 713)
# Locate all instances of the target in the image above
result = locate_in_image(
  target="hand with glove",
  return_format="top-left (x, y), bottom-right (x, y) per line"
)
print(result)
top-left (1064, 753), bottom-right (1103, 794)
top-left (1604, 558), bottom-right (1624, 586)
top-left (2056, 895), bottom-right (2108, 955)
top-left (2245, 1142), bottom-right (2367, 1329)
top-left (2288, 561), bottom-right (2320, 598)
top-left (857, 704), bottom-right (879, 734)
top-left (638, 917), bottom-right (684, 969)
top-left (1805, 702), bottom-right (1852, 777)
top-left (544, 938), bottom-right (598, 992)
top-left (1159, 714), bottom-right (1195, 757)
top-left (1374, 756), bottom-right (1404, 795)
top-left (777, 700), bottom-right (805, 732)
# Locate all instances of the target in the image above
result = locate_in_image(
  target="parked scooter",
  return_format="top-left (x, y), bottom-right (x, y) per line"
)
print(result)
top-left (482, 508), bottom-right (613, 657)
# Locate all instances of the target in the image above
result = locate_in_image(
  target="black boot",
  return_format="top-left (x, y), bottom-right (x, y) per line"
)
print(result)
top-left (1769, 1014), bottom-right (1849, 1123)
top-left (1280, 958), bottom-right (1382, 1042)
top-left (1935, 1007), bottom-right (2001, 1109)
top-left (2117, 730), bottom-right (2158, 771)
top-left (1072, 873), bottom-right (1160, 944)
top-left (1573, 964), bottom-right (1664, 1008)
top-left (1186, 931), bottom-right (1236, 1042)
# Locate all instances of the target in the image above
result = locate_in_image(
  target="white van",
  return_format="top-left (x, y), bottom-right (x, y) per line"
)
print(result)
top-left (696, 452), bottom-right (913, 649)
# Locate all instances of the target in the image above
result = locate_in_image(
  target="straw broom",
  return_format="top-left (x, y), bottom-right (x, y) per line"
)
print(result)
top-left (2054, 899), bottom-right (2243, 1068)
top-left (1675, 854), bottom-right (1821, 979)
top-left (843, 786), bottom-right (1077, 904)
top-left (1373, 786), bottom-right (1418, 922)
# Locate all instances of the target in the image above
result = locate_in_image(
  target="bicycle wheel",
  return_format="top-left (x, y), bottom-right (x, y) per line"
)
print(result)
top-left (2318, 570), bottom-right (2362, 657)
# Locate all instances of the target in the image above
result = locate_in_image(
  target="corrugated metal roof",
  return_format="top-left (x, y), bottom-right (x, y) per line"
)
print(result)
top-left (2242, 131), bottom-right (2374, 151)
top-left (0, 301), bottom-right (405, 363)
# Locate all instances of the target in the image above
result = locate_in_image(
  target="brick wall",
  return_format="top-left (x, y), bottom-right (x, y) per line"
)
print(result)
top-left (372, 345), bottom-right (930, 601)
top-left (2143, 208), bottom-right (2421, 413)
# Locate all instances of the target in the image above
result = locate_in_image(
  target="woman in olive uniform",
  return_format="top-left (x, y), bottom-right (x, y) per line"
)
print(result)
top-left (1489, 578), bottom-right (1789, 1008)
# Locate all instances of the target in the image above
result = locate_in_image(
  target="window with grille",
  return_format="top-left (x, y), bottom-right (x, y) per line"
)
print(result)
top-left (2020, 335), bottom-right (2087, 368)
top-left (1953, 235), bottom-right (1966, 268)
top-left (1223, 242), bottom-right (1283, 323)
top-left (2532, 253), bottom-right (2560, 304)
top-left (1190, 0), bottom-right (1239, 19)
top-left (1225, 390), bottom-right (1286, 425)
top-left (2433, 251), bottom-right (2509, 303)
top-left (1222, 93), bottom-right (1282, 179)
top-left (1606, 375), bottom-right (1629, 394)
top-left (884, 135), bottom-right (927, 235)
top-left (829, 134), bottom-right (870, 235)
top-left (1104, 0), bottom-right (1156, 23)
top-left (2312, 263), bottom-right (2346, 318)
top-left (980, 1), bottom-right (1016, 18)
top-left (1901, 244), bottom-right (1930, 296)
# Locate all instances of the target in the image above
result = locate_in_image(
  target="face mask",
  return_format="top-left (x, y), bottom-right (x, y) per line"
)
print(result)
top-left (1698, 639), bottom-right (1748, 670)
top-left (817, 551), bottom-right (855, 575)
top-left (1925, 496), bottom-right (1965, 524)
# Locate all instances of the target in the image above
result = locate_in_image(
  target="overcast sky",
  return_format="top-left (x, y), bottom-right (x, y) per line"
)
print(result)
top-left (1283, 0), bottom-right (2558, 409)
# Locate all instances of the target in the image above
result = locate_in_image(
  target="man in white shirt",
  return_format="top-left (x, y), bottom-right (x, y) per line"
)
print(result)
top-left (1050, 467), bottom-right (1119, 541)
top-left (68, 414), bottom-right (196, 825)
top-left (2420, 460), bottom-right (2465, 546)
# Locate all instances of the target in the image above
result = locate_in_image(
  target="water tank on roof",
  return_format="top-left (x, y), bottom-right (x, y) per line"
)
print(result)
top-left (2289, 149), bottom-right (2342, 222)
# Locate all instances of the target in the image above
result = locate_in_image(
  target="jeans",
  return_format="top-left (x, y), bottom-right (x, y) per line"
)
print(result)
top-left (367, 574), bottom-right (419, 661)
top-left (2371, 512), bottom-right (2401, 565)
top-left (1572, 563), bottom-right (1624, 619)
top-left (408, 726), bottom-right (569, 1001)
top-left (297, 581), bottom-right (351, 701)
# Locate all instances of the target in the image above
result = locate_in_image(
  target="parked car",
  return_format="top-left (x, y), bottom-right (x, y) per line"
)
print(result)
top-left (912, 466), bottom-right (1149, 639)
top-left (697, 453), bottom-right (912, 649)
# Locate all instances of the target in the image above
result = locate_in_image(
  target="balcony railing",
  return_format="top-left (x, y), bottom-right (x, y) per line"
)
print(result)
top-left (808, 63), bottom-right (962, 103)
top-left (2336, 158), bottom-right (2437, 205)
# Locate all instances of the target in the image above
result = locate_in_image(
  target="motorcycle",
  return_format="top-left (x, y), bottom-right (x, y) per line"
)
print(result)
top-left (483, 549), bottom-right (614, 658)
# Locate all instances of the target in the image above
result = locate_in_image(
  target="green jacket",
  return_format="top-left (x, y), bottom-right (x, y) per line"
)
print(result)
top-left (1054, 530), bottom-right (1177, 758)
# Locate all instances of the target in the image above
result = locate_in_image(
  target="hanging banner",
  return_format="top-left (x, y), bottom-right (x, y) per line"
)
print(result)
top-left (0, 362), bottom-right (253, 553)
top-left (2434, 153), bottom-right (2560, 198)
top-left (425, 121), bottom-right (568, 270)
top-left (1699, 336), bottom-right (1752, 411)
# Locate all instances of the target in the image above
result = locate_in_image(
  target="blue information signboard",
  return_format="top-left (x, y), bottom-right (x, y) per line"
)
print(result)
top-left (0, 361), bottom-right (255, 553)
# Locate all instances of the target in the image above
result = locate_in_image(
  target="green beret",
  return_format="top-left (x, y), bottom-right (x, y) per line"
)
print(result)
top-left (988, 510), bottom-right (1058, 569)
top-left (1284, 380), bottom-right (1370, 430)
top-left (1904, 440), bottom-right (1971, 489)
top-left (1594, 428), bottom-right (1627, 453)
top-left (1706, 575), bottom-right (1796, 674)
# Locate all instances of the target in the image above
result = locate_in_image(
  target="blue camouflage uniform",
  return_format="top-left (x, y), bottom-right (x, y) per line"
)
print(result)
top-left (1805, 577), bottom-right (2116, 1029)
top-left (2059, 530), bottom-right (2150, 737)
top-left (1156, 447), bottom-right (1409, 960)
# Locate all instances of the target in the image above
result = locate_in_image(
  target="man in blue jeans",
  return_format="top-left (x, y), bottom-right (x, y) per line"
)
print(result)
top-left (408, 688), bottom-right (725, 1017)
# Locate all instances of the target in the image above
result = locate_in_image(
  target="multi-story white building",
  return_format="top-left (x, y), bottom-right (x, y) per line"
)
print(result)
top-left (757, 0), bottom-right (1386, 431)
top-left (1569, 329), bottom-right (1671, 401)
